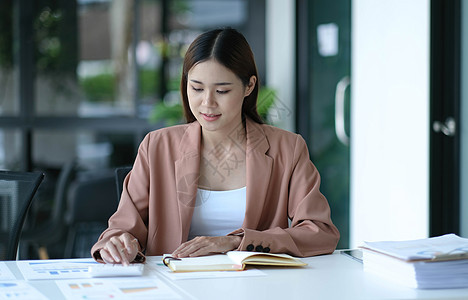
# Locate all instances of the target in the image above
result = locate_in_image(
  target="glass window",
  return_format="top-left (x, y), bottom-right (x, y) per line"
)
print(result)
top-left (304, 0), bottom-right (351, 248)
top-left (0, 1), bottom-right (18, 116)
top-left (32, 0), bottom-right (252, 120)
top-left (34, 1), bottom-right (139, 117)
top-left (77, 1), bottom-right (136, 117)
top-left (32, 130), bottom-right (135, 170)
top-left (136, 1), bottom-right (162, 119)
top-left (33, 2), bottom-right (81, 116)
top-left (0, 130), bottom-right (21, 170)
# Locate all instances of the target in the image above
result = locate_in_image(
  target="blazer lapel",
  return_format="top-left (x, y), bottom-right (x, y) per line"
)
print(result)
top-left (173, 119), bottom-right (273, 239)
top-left (175, 121), bottom-right (202, 243)
top-left (243, 119), bottom-right (273, 229)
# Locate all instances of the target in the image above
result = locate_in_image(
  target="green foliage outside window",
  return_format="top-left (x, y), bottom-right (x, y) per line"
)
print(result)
top-left (79, 70), bottom-right (161, 103)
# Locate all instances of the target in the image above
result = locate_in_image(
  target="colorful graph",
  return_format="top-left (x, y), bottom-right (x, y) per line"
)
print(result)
top-left (56, 278), bottom-right (183, 299)
top-left (0, 281), bottom-right (48, 300)
top-left (16, 258), bottom-right (98, 280)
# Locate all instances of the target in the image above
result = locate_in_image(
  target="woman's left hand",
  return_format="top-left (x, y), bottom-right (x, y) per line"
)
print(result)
top-left (172, 236), bottom-right (242, 258)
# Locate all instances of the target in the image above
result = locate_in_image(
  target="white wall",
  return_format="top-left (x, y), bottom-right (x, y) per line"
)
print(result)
top-left (350, 0), bottom-right (430, 247)
top-left (265, 0), bottom-right (295, 132)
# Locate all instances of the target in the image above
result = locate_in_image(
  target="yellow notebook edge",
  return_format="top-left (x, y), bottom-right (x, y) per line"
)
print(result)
top-left (229, 251), bottom-right (307, 266)
top-left (167, 263), bottom-right (245, 273)
top-left (244, 261), bottom-right (307, 267)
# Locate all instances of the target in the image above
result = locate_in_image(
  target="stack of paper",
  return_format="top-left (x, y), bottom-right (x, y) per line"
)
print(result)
top-left (361, 234), bottom-right (468, 289)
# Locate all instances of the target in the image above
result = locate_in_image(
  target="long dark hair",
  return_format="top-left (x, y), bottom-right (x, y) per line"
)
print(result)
top-left (180, 28), bottom-right (263, 124)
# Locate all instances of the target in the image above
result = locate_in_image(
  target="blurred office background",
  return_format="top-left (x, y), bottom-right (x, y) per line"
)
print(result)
top-left (0, 0), bottom-right (466, 259)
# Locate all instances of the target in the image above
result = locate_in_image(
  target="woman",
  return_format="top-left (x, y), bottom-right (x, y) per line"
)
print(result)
top-left (91, 28), bottom-right (339, 265)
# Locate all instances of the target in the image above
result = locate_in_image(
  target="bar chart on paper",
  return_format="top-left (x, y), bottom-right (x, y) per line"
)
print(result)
top-left (55, 278), bottom-right (188, 299)
top-left (0, 281), bottom-right (48, 299)
top-left (16, 258), bottom-right (98, 280)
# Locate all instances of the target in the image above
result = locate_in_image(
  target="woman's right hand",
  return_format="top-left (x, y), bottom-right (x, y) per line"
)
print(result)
top-left (99, 233), bottom-right (139, 266)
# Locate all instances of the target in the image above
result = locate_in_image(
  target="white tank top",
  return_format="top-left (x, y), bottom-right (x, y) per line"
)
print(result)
top-left (188, 186), bottom-right (247, 240)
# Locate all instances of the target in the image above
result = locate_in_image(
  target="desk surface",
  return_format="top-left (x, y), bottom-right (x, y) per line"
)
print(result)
top-left (4, 252), bottom-right (468, 300)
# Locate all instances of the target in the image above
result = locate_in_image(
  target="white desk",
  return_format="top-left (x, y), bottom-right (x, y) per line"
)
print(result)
top-left (4, 252), bottom-right (468, 300)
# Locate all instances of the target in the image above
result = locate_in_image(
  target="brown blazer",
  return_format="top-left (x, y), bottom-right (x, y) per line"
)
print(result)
top-left (91, 118), bottom-right (339, 259)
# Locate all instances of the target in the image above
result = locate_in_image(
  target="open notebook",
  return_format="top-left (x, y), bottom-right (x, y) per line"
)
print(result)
top-left (162, 251), bottom-right (307, 272)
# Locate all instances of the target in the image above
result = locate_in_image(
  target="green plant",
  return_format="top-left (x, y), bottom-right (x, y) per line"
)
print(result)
top-left (79, 69), bottom-right (162, 103)
top-left (257, 86), bottom-right (276, 121)
top-left (79, 73), bottom-right (115, 102)
top-left (149, 101), bottom-right (184, 126)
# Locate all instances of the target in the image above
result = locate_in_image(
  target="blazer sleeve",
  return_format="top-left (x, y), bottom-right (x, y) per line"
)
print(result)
top-left (233, 135), bottom-right (340, 257)
top-left (90, 134), bottom-right (152, 261)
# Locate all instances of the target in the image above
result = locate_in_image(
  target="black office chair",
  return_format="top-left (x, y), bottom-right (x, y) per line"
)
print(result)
top-left (64, 169), bottom-right (119, 258)
top-left (115, 166), bottom-right (132, 201)
top-left (20, 160), bottom-right (77, 259)
top-left (0, 170), bottom-right (44, 260)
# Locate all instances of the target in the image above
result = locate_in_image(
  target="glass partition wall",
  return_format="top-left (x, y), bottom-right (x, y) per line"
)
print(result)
top-left (296, 0), bottom-right (351, 248)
